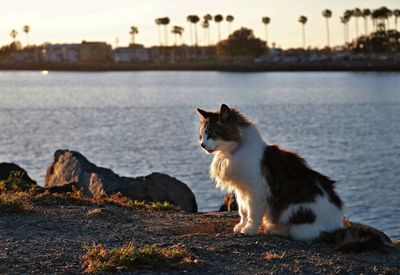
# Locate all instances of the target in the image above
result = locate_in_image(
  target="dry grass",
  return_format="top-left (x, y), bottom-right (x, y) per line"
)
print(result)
top-left (0, 192), bottom-right (33, 213)
top-left (4, 188), bottom-right (180, 213)
top-left (264, 251), bottom-right (286, 261)
top-left (103, 193), bottom-right (179, 211)
top-left (82, 243), bottom-right (192, 273)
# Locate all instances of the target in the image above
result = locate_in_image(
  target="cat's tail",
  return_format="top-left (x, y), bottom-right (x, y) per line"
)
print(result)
top-left (319, 223), bottom-right (392, 253)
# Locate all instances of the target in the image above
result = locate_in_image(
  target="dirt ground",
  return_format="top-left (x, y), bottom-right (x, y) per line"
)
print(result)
top-left (0, 198), bottom-right (399, 274)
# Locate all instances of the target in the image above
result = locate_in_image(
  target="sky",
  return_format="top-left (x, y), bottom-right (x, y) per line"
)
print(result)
top-left (0, 0), bottom-right (398, 49)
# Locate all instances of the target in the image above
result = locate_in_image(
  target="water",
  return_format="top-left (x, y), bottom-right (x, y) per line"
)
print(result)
top-left (0, 71), bottom-right (399, 239)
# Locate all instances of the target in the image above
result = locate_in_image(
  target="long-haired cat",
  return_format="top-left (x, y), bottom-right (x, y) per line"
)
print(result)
top-left (196, 104), bottom-right (387, 251)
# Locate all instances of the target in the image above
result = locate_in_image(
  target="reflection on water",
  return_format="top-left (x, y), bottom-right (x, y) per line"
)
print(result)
top-left (0, 71), bottom-right (399, 239)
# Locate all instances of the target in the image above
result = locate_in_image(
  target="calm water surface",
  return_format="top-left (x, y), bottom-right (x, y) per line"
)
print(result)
top-left (0, 71), bottom-right (399, 239)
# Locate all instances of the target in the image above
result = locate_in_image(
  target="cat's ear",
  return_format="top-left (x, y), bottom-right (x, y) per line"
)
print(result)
top-left (219, 104), bottom-right (231, 123)
top-left (196, 108), bottom-right (209, 119)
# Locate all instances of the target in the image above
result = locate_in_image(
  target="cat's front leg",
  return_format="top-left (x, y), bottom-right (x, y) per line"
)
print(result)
top-left (233, 194), bottom-right (247, 233)
top-left (240, 197), bottom-right (265, 235)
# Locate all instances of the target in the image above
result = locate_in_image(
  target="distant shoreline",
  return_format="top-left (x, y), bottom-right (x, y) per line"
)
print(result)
top-left (1, 61), bottom-right (400, 72)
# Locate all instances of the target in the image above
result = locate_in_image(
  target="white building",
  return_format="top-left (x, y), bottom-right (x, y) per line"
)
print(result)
top-left (42, 44), bottom-right (80, 63)
top-left (113, 45), bottom-right (150, 63)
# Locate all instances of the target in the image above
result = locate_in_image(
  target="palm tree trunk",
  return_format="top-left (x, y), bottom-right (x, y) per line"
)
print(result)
top-left (158, 26), bottom-right (162, 46)
top-left (164, 26), bottom-right (168, 46)
top-left (355, 18), bottom-right (359, 38)
top-left (396, 17), bottom-right (398, 31)
top-left (326, 18), bottom-right (330, 47)
top-left (26, 34), bottom-right (29, 46)
top-left (228, 23), bottom-right (231, 36)
top-left (364, 18), bottom-right (368, 35)
top-left (194, 24), bottom-right (198, 46)
top-left (265, 25), bottom-right (268, 46)
top-left (343, 23), bottom-right (346, 44)
top-left (217, 23), bottom-right (221, 42)
top-left (302, 24), bottom-right (305, 48)
top-left (189, 23), bottom-right (193, 46)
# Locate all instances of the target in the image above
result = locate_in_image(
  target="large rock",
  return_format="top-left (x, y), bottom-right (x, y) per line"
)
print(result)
top-left (0, 162), bottom-right (37, 190)
top-left (45, 150), bottom-right (198, 212)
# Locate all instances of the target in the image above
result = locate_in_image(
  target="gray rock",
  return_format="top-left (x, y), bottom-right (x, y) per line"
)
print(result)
top-left (45, 149), bottom-right (198, 212)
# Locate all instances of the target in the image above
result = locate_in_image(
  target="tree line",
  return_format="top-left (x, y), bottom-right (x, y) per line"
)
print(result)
top-left (4, 6), bottom-right (400, 50)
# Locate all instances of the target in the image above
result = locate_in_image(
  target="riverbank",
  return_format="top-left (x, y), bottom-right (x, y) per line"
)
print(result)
top-left (1, 61), bottom-right (400, 72)
top-left (1, 191), bottom-right (399, 274)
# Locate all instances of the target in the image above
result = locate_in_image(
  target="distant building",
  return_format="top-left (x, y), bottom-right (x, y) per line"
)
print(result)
top-left (7, 47), bottom-right (42, 63)
top-left (80, 41), bottom-right (112, 63)
top-left (149, 46), bottom-right (215, 63)
top-left (113, 44), bottom-right (150, 63)
top-left (42, 44), bottom-right (80, 63)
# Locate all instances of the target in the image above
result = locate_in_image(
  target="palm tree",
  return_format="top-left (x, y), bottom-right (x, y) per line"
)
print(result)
top-left (344, 10), bottom-right (353, 39)
top-left (226, 15), bottom-right (234, 35)
top-left (298, 16), bottom-right (308, 48)
top-left (201, 20), bottom-right (210, 46)
top-left (322, 9), bottom-right (332, 47)
top-left (161, 17), bottom-right (170, 46)
top-left (23, 25), bottom-right (30, 46)
top-left (10, 29), bottom-right (18, 43)
top-left (262, 17), bottom-right (271, 46)
top-left (203, 14), bottom-right (212, 44)
top-left (340, 16), bottom-right (349, 44)
top-left (394, 9), bottom-right (400, 31)
top-left (214, 14), bottom-right (224, 42)
top-left (362, 9), bottom-right (371, 35)
top-left (171, 26), bottom-right (184, 45)
top-left (187, 15), bottom-right (200, 46)
top-left (155, 18), bottom-right (162, 46)
top-left (353, 8), bottom-right (362, 38)
top-left (372, 7), bottom-right (392, 32)
top-left (129, 26), bottom-right (139, 45)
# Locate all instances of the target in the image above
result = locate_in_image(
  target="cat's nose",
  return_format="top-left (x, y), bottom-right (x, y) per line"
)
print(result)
top-left (201, 143), bottom-right (206, 148)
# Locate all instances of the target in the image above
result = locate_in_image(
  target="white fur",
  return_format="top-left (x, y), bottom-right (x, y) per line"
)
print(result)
top-left (279, 186), bottom-right (343, 241)
top-left (210, 125), bottom-right (271, 235)
top-left (200, 129), bottom-right (216, 152)
top-left (207, 124), bottom-right (343, 240)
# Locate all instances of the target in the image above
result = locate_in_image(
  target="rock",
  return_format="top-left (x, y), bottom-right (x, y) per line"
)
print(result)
top-left (0, 162), bottom-right (37, 190)
top-left (219, 193), bottom-right (238, 212)
top-left (45, 149), bottom-right (198, 212)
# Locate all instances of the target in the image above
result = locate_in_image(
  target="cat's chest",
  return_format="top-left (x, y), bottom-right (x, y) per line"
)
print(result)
top-left (211, 152), bottom-right (262, 184)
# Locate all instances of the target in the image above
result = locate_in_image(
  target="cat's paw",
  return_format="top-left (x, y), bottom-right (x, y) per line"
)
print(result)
top-left (233, 223), bottom-right (244, 234)
top-left (240, 225), bottom-right (258, 236)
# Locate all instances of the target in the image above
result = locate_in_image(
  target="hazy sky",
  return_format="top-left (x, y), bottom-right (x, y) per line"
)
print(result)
top-left (0, 0), bottom-right (398, 49)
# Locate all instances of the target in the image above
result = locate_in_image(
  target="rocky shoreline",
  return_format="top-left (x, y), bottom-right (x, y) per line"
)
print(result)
top-left (1, 150), bottom-right (399, 274)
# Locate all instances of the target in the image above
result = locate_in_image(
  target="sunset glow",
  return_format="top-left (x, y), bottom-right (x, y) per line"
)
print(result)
top-left (0, 0), bottom-right (398, 48)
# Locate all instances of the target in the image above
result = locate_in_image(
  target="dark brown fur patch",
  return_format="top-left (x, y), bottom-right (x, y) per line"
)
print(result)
top-left (261, 144), bottom-right (342, 224)
top-left (288, 207), bottom-right (316, 224)
top-left (198, 108), bottom-right (253, 143)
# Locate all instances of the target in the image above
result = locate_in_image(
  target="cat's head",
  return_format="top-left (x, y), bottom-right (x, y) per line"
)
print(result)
top-left (196, 104), bottom-right (252, 154)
